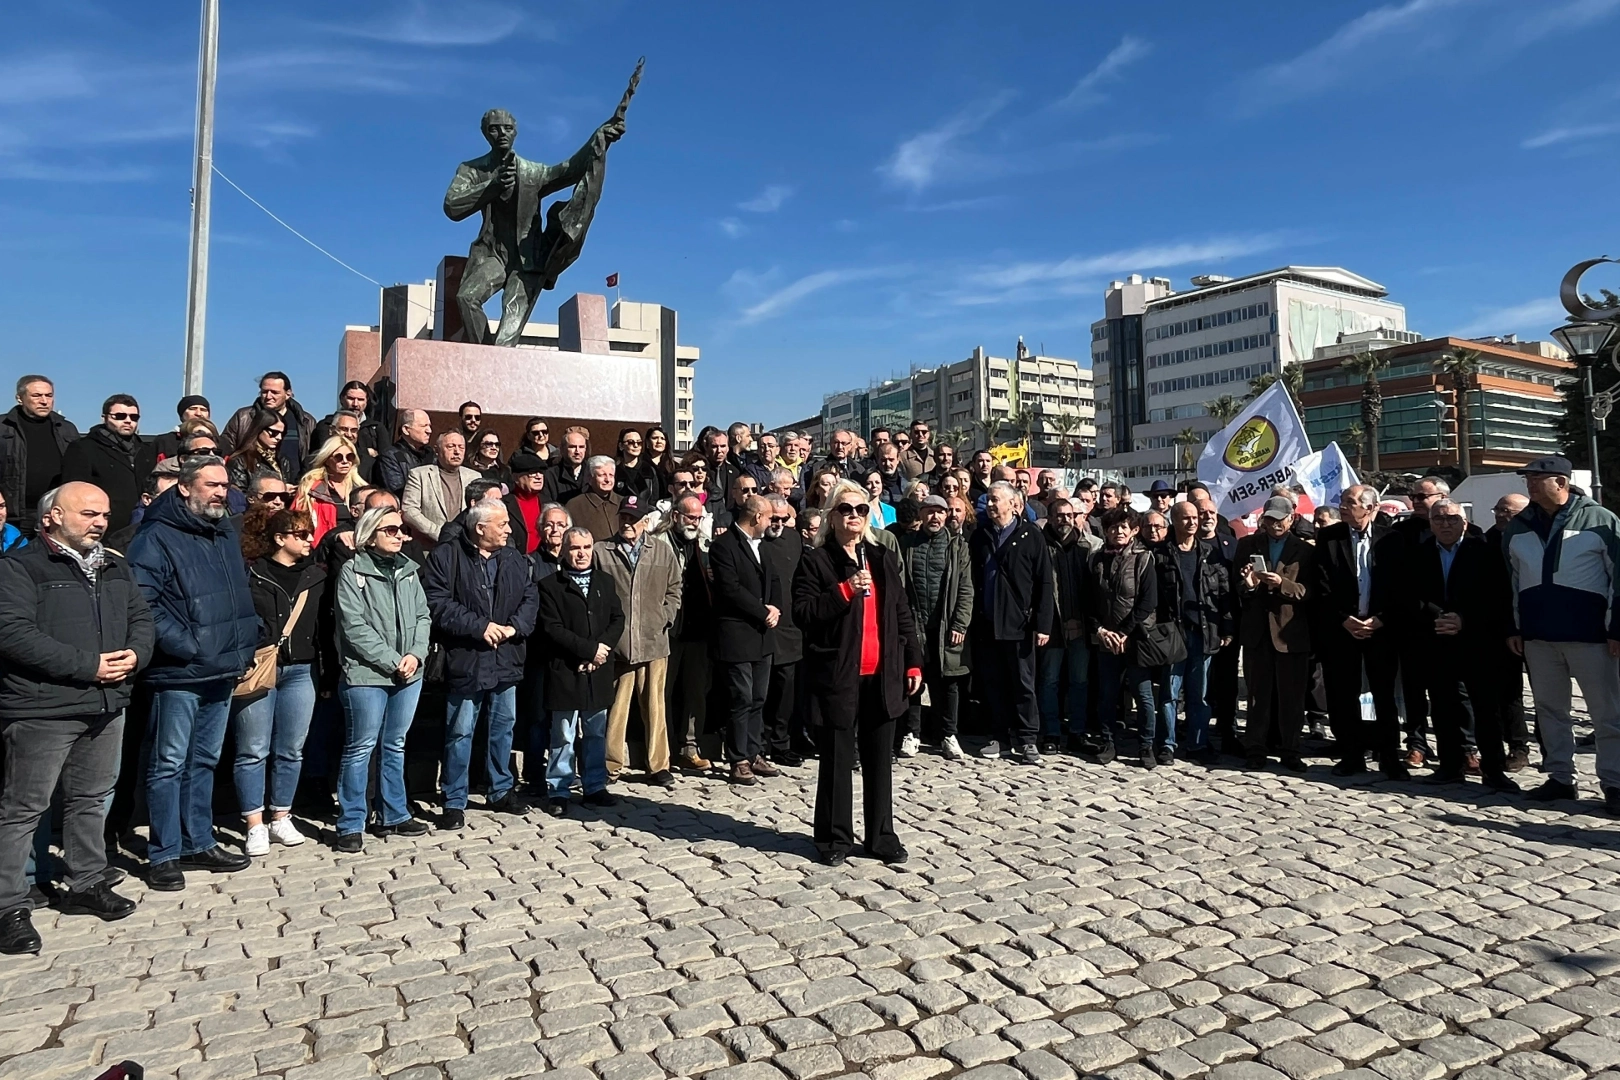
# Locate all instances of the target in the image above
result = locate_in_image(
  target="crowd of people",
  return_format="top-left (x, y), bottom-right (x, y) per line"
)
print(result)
top-left (0, 371), bottom-right (1616, 958)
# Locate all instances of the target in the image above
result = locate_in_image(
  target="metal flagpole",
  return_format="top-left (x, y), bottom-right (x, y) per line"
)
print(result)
top-left (182, 0), bottom-right (219, 396)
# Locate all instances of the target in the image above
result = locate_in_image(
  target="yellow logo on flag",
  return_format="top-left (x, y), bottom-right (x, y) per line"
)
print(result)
top-left (1222, 418), bottom-right (1279, 471)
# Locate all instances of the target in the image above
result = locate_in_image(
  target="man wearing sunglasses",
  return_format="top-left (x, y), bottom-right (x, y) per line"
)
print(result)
top-left (61, 394), bottom-right (156, 532)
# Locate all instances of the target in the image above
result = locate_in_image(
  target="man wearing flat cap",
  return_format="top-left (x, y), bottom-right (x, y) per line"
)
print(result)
top-left (1235, 495), bottom-right (1315, 772)
top-left (1499, 455), bottom-right (1620, 815)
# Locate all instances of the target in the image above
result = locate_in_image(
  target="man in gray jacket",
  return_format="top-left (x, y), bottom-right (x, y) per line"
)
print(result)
top-left (596, 496), bottom-right (682, 787)
top-left (899, 495), bottom-right (975, 760)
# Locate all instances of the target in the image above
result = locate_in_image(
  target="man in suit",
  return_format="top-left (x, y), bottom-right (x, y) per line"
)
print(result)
top-left (1314, 484), bottom-right (1407, 778)
top-left (1485, 493), bottom-right (1534, 772)
top-left (1236, 497), bottom-right (1315, 771)
top-left (443, 108), bottom-right (624, 346)
top-left (544, 426), bottom-right (591, 506)
top-left (1195, 490), bottom-right (1241, 754)
top-left (969, 481), bottom-right (1054, 765)
top-left (402, 432), bottom-right (481, 549)
top-left (703, 429), bottom-right (742, 513)
top-left (1408, 498), bottom-right (1518, 791)
top-left (707, 494), bottom-right (779, 785)
top-left (760, 495), bottom-right (806, 767)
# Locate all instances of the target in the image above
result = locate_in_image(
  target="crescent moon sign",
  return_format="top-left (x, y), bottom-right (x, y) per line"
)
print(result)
top-left (1560, 257), bottom-right (1617, 322)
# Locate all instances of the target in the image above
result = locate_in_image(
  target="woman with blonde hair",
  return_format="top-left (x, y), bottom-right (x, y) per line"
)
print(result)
top-left (294, 435), bottom-right (360, 544)
top-left (794, 478), bottom-right (921, 866)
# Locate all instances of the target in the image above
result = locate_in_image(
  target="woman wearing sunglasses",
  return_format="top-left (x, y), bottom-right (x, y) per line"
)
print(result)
top-left (227, 411), bottom-right (286, 495)
top-left (470, 431), bottom-right (511, 487)
top-left (293, 436), bottom-right (360, 545)
top-left (511, 417), bottom-right (553, 467)
top-left (614, 427), bottom-right (660, 502)
top-left (234, 508), bottom-right (328, 857)
top-left (332, 506), bottom-right (433, 852)
top-left (794, 478), bottom-right (922, 867)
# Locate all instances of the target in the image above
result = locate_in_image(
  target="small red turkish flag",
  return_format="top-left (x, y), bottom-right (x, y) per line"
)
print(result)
top-left (605, 273), bottom-right (619, 288)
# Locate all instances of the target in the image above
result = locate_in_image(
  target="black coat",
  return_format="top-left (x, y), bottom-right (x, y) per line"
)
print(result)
top-left (0, 407), bottom-right (79, 534)
top-left (669, 534), bottom-right (713, 643)
top-left (1404, 534), bottom-right (1511, 648)
top-left (376, 438), bottom-right (435, 497)
top-left (704, 459), bottom-right (742, 509)
top-left (1314, 521), bottom-right (1399, 640)
top-left (421, 535), bottom-right (541, 694)
top-left (794, 541), bottom-right (922, 730)
top-left (761, 532), bottom-right (804, 665)
top-left (1154, 538), bottom-right (1233, 651)
top-left (60, 425), bottom-right (157, 532)
top-left (707, 526), bottom-right (773, 663)
top-left (544, 460), bottom-right (588, 505)
top-left (0, 540), bottom-right (154, 719)
top-left (246, 557), bottom-right (330, 667)
top-left (968, 517), bottom-right (1055, 641)
top-left (536, 570), bottom-right (625, 713)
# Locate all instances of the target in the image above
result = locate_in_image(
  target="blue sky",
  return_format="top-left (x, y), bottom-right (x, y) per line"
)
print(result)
top-left (4, 0), bottom-right (1618, 432)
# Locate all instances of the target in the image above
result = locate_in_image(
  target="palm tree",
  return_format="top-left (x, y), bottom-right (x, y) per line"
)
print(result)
top-left (1341, 349), bottom-right (1393, 473)
top-left (1008, 403), bottom-right (1043, 463)
top-left (1249, 363), bottom-right (1303, 407)
top-left (942, 426), bottom-right (973, 455)
top-left (1173, 427), bottom-right (1202, 482)
top-left (1049, 409), bottom-right (1087, 466)
top-left (1345, 421), bottom-right (1367, 471)
top-left (1205, 394), bottom-right (1242, 426)
top-left (973, 415), bottom-right (1004, 452)
top-left (1434, 347), bottom-right (1483, 477)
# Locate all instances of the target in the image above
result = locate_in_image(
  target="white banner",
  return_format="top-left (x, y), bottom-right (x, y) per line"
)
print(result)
top-left (1196, 381), bottom-right (1313, 521)
top-left (1290, 442), bottom-right (1359, 512)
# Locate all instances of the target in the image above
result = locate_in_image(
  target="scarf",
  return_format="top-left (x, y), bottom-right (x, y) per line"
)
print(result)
top-left (48, 536), bottom-right (107, 584)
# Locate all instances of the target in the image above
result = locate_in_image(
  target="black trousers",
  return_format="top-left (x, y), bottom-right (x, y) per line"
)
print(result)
top-left (980, 636), bottom-right (1040, 747)
top-left (1321, 631), bottom-right (1401, 763)
top-left (764, 661), bottom-right (797, 756)
top-left (1496, 650), bottom-right (1534, 752)
top-left (723, 657), bottom-right (771, 764)
top-left (1208, 639), bottom-right (1241, 747)
top-left (814, 677), bottom-right (899, 857)
top-left (1398, 640), bottom-right (1431, 753)
top-left (1243, 645), bottom-right (1310, 759)
top-left (1426, 642), bottom-right (1507, 777)
top-left (904, 668), bottom-right (963, 743)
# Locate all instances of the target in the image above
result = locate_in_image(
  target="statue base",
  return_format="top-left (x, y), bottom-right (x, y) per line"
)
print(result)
top-left (385, 337), bottom-right (661, 454)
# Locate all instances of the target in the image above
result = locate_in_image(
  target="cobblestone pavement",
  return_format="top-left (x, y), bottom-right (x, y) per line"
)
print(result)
top-left (5, 736), bottom-right (1620, 1080)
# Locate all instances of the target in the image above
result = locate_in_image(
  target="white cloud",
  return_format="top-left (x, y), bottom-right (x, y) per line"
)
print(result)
top-left (325, 1), bottom-right (530, 46)
top-left (1452, 297), bottom-right (1568, 337)
top-left (877, 92), bottom-right (1014, 192)
top-left (1055, 37), bottom-right (1152, 109)
top-left (1522, 122), bottom-right (1620, 149)
top-left (1240, 0), bottom-right (1478, 108)
top-left (968, 233), bottom-right (1292, 292)
top-left (736, 266), bottom-right (903, 324)
top-left (739, 184), bottom-right (793, 213)
top-left (718, 218), bottom-right (746, 238)
top-left (0, 54), bottom-right (96, 105)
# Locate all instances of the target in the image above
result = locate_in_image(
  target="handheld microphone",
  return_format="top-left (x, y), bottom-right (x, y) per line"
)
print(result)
top-left (856, 542), bottom-right (873, 597)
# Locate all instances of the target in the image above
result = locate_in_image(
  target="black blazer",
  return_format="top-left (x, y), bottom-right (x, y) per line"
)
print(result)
top-left (794, 541), bottom-right (922, 730)
top-left (968, 517), bottom-right (1055, 641)
top-left (1404, 533), bottom-right (1511, 647)
top-left (535, 570), bottom-right (625, 713)
top-left (707, 525), bottom-right (772, 663)
top-left (761, 533), bottom-right (803, 665)
top-left (1314, 521), bottom-right (1398, 635)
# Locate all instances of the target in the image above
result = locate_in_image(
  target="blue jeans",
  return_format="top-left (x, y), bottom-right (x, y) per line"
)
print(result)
top-left (232, 663), bottom-right (317, 816)
top-left (547, 709), bottom-right (608, 799)
top-left (1096, 650), bottom-right (1160, 748)
top-left (337, 680), bottom-right (423, 834)
top-left (443, 685), bottom-right (518, 809)
top-left (1038, 638), bottom-right (1090, 739)
top-left (1161, 627), bottom-right (1211, 752)
top-left (147, 681), bottom-right (234, 864)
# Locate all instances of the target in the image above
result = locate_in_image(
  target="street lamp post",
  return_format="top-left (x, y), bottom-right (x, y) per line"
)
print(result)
top-left (1550, 319), bottom-right (1618, 507)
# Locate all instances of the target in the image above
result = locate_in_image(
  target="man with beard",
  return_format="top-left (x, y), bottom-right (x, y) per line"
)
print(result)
top-left (898, 495), bottom-right (974, 760)
top-left (760, 495), bottom-right (807, 766)
top-left (661, 494), bottom-right (713, 772)
top-left (61, 394), bottom-right (156, 532)
top-left (967, 450), bottom-right (994, 503)
top-left (127, 459), bottom-right (260, 890)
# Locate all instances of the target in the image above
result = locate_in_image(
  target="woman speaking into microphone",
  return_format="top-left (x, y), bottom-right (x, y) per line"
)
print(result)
top-left (794, 478), bottom-right (923, 866)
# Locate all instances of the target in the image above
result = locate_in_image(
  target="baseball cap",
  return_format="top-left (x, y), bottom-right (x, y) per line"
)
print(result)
top-left (617, 495), bottom-right (653, 521)
top-left (1517, 455), bottom-right (1573, 477)
top-left (508, 450), bottom-right (546, 475)
top-left (920, 494), bottom-right (949, 509)
top-left (1261, 496), bottom-right (1295, 520)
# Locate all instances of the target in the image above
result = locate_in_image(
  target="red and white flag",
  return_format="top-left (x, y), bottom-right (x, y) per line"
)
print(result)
top-left (605, 273), bottom-right (619, 288)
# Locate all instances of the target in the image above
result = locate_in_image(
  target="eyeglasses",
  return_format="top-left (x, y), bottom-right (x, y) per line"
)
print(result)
top-left (330, 453), bottom-right (357, 463)
top-left (258, 491), bottom-right (289, 503)
top-left (264, 429), bottom-right (285, 440)
top-left (285, 530), bottom-right (314, 541)
top-left (769, 515), bottom-right (791, 524)
top-left (107, 411), bottom-right (139, 422)
top-left (738, 485), bottom-right (757, 494)
top-left (375, 524), bottom-right (403, 537)
top-left (481, 439), bottom-right (500, 448)
top-left (623, 439), bottom-right (642, 447)
top-left (183, 446), bottom-right (217, 457)
top-left (832, 503), bottom-right (870, 517)
top-left (530, 428), bottom-right (548, 437)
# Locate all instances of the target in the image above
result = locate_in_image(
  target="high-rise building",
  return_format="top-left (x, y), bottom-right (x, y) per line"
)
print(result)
top-left (1091, 267), bottom-right (1409, 484)
top-left (813, 341), bottom-right (1095, 466)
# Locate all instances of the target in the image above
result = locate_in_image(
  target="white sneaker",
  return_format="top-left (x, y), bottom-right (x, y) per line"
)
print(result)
top-left (267, 817), bottom-right (305, 847)
top-left (942, 736), bottom-right (965, 761)
top-left (898, 733), bottom-right (921, 758)
top-left (245, 823), bottom-right (270, 857)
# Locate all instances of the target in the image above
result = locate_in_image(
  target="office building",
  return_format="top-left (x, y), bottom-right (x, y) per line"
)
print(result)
top-left (1091, 266), bottom-right (1409, 484)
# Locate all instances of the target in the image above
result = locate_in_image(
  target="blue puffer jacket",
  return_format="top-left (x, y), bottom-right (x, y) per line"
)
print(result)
top-left (127, 486), bottom-right (260, 687)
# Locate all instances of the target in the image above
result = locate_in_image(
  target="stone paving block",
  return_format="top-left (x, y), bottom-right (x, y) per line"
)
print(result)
top-left (1311, 1023), bottom-right (1395, 1064)
top-left (1258, 1042), bottom-right (1341, 1080)
top-left (1056, 1032), bottom-right (1139, 1071)
top-left (773, 1044), bottom-right (844, 1080)
top-left (1551, 1031), bottom-right (1620, 1072)
top-left (655, 1036), bottom-right (732, 1074)
top-left (445, 1043), bottom-right (545, 1080)
top-left (943, 1033), bottom-right (1019, 1068)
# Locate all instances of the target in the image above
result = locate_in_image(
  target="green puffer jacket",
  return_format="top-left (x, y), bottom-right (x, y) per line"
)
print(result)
top-left (335, 549), bottom-right (433, 687)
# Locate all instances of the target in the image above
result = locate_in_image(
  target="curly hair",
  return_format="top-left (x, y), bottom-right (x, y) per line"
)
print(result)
top-left (240, 507), bottom-right (313, 561)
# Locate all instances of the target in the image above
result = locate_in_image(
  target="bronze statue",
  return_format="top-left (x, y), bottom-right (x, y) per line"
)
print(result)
top-left (443, 59), bottom-right (643, 346)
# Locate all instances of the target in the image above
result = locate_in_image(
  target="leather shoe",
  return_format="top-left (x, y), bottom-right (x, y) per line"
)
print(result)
top-left (647, 769), bottom-right (677, 788)
top-left (486, 790), bottom-right (528, 814)
top-left (582, 789), bottom-right (620, 808)
top-left (374, 818), bottom-right (429, 837)
top-left (1404, 748), bottom-right (1427, 769)
top-left (544, 799), bottom-right (568, 818)
top-left (1604, 787), bottom-right (1620, 817)
top-left (0, 909), bottom-right (41, 955)
top-left (1279, 756), bottom-right (1308, 773)
top-left (1483, 773), bottom-right (1522, 794)
top-left (822, 848), bottom-right (848, 867)
top-left (751, 755), bottom-right (780, 778)
top-left (1526, 778), bottom-right (1578, 802)
top-left (730, 761), bottom-right (757, 785)
top-left (864, 844), bottom-right (909, 865)
top-left (147, 861), bottom-right (185, 891)
top-left (1331, 758), bottom-right (1366, 777)
top-left (440, 809), bottom-right (465, 831)
top-left (679, 750), bottom-right (711, 771)
top-left (1505, 747), bottom-right (1531, 772)
top-left (177, 846), bottom-right (250, 873)
top-left (56, 882), bottom-right (137, 922)
top-left (332, 832), bottom-right (363, 853)
top-left (1463, 751), bottom-right (1482, 776)
top-left (771, 751), bottom-right (804, 768)
top-left (1379, 758), bottom-right (1411, 780)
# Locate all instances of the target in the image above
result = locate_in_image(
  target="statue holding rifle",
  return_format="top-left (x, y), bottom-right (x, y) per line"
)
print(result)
top-left (443, 59), bottom-right (644, 346)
